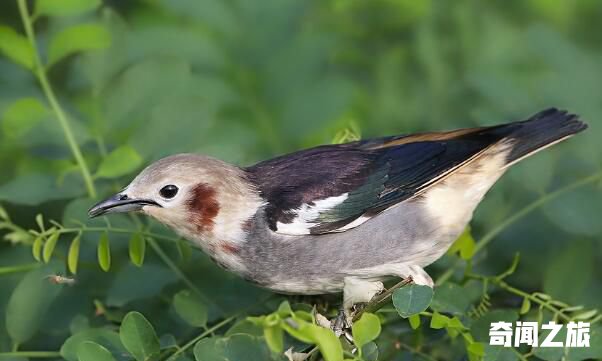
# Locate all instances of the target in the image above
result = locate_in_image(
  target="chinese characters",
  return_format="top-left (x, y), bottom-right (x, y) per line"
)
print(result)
top-left (489, 321), bottom-right (590, 347)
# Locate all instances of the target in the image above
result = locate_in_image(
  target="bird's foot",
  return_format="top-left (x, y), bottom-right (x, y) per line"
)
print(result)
top-left (331, 308), bottom-right (355, 343)
top-left (314, 306), bottom-right (353, 340)
top-left (331, 307), bottom-right (347, 335)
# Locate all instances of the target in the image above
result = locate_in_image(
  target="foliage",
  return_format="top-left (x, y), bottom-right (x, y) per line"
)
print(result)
top-left (0, 0), bottom-right (601, 361)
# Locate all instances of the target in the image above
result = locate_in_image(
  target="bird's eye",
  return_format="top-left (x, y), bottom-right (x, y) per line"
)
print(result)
top-left (159, 185), bottom-right (179, 199)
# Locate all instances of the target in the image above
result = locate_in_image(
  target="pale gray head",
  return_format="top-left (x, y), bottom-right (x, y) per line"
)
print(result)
top-left (88, 154), bottom-right (263, 245)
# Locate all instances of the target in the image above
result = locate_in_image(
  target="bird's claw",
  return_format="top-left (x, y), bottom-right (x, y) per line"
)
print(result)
top-left (331, 308), bottom-right (347, 336)
top-left (331, 307), bottom-right (356, 342)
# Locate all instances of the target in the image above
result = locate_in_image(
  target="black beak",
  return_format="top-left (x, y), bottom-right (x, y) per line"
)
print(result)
top-left (88, 193), bottom-right (161, 218)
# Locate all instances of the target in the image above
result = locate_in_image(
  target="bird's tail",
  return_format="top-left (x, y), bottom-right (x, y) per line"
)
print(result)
top-left (501, 108), bottom-right (587, 168)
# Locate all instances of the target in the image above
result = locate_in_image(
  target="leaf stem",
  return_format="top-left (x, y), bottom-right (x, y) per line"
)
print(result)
top-left (0, 262), bottom-right (39, 276)
top-left (474, 170), bottom-right (602, 254)
top-left (17, 0), bottom-right (97, 199)
top-left (465, 273), bottom-right (572, 322)
top-left (497, 281), bottom-right (571, 322)
top-left (166, 316), bottom-right (236, 361)
top-left (42, 226), bottom-right (181, 244)
top-left (147, 238), bottom-right (224, 314)
top-left (0, 351), bottom-right (61, 358)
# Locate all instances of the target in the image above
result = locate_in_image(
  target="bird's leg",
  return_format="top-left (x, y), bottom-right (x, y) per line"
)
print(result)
top-left (331, 307), bottom-right (347, 336)
top-left (326, 268), bottom-right (433, 334)
top-left (351, 276), bottom-right (414, 322)
top-left (332, 277), bottom-right (385, 334)
top-left (347, 265), bottom-right (435, 324)
top-left (403, 265), bottom-right (434, 287)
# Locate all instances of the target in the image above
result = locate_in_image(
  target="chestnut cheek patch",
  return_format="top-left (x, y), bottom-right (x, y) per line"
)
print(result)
top-left (186, 183), bottom-right (220, 233)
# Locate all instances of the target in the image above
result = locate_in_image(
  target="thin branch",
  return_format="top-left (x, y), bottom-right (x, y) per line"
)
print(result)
top-left (0, 263), bottom-right (39, 276)
top-left (465, 273), bottom-right (573, 322)
top-left (147, 237), bottom-right (224, 314)
top-left (39, 226), bottom-right (181, 244)
top-left (474, 170), bottom-right (602, 254)
top-left (0, 351), bottom-right (61, 358)
top-left (166, 316), bottom-right (236, 361)
top-left (17, 0), bottom-right (97, 198)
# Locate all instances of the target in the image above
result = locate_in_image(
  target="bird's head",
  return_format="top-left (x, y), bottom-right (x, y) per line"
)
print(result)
top-left (88, 154), bottom-right (262, 246)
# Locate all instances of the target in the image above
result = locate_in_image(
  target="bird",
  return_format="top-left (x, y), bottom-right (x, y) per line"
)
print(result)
top-left (89, 108), bottom-right (586, 327)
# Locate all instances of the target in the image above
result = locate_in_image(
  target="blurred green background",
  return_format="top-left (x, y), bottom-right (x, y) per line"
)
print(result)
top-left (0, 1), bottom-right (601, 360)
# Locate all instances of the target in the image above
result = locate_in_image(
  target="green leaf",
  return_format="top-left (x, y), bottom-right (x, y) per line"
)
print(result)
top-left (61, 329), bottom-right (125, 361)
top-left (32, 235), bottom-right (44, 261)
top-left (308, 326), bottom-right (343, 361)
top-left (447, 227), bottom-right (476, 260)
top-left (331, 121), bottom-right (361, 144)
top-left (4, 229), bottom-right (34, 244)
top-left (173, 290), bottom-right (208, 328)
top-left (226, 320), bottom-right (264, 337)
top-left (129, 233), bottom-right (146, 267)
top-left (0, 205), bottom-right (9, 220)
top-left (119, 312), bottom-right (160, 361)
top-left (276, 301), bottom-right (294, 318)
top-left (159, 334), bottom-right (178, 350)
top-left (431, 283), bottom-right (472, 315)
top-left (35, 214), bottom-right (45, 230)
top-left (96, 145), bottom-right (143, 179)
top-left (43, 232), bottom-right (60, 263)
top-left (392, 284), bottom-right (434, 318)
top-left (35, 0), bottom-right (101, 17)
top-left (468, 342), bottom-right (485, 357)
top-left (0, 25), bottom-right (34, 69)
top-left (2, 98), bottom-right (50, 139)
top-left (361, 342), bottom-right (379, 361)
top-left (193, 334), bottom-right (272, 361)
top-left (408, 314), bottom-right (421, 329)
top-left (68, 233), bottom-right (81, 274)
top-left (263, 323), bottom-right (284, 353)
top-left (352, 313), bottom-right (381, 350)
top-left (77, 341), bottom-right (117, 361)
top-left (519, 297), bottom-right (531, 315)
top-left (446, 316), bottom-right (466, 330)
top-left (6, 264), bottom-right (64, 343)
top-left (483, 345), bottom-right (518, 361)
top-left (98, 232), bottom-right (111, 272)
top-left (48, 23), bottom-right (111, 66)
top-left (573, 309), bottom-right (598, 321)
top-left (429, 312), bottom-right (451, 329)
top-left (282, 319), bottom-right (343, 361)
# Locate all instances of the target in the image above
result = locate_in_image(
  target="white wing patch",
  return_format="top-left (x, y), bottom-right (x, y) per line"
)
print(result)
top-left (275, 193), bottom-right (349, 235)
top-left (333, 215), bottom-right (371, 232)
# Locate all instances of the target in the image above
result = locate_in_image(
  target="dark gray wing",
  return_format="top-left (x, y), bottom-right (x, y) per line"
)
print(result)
top-left (246, 125), bottom-right (513, 235)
